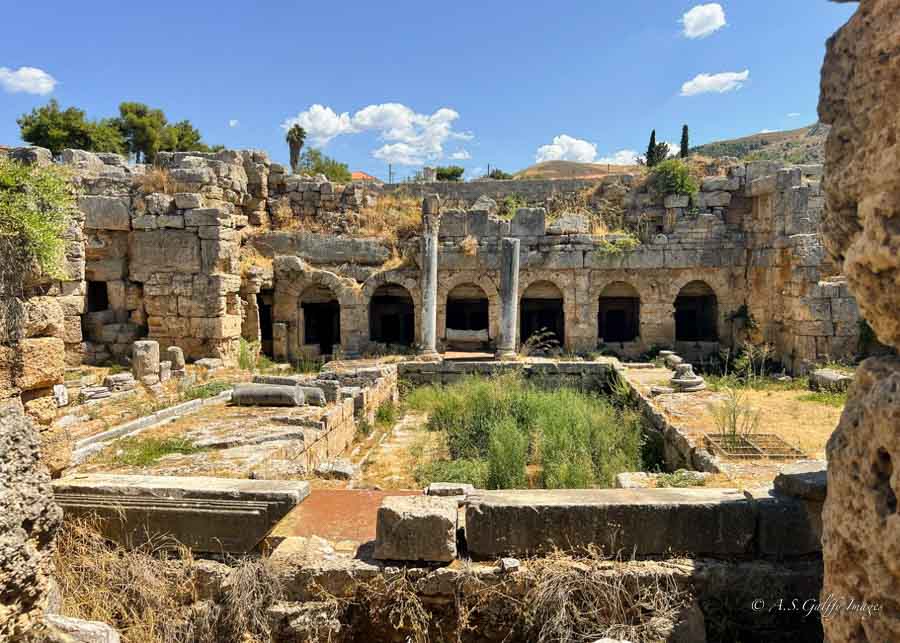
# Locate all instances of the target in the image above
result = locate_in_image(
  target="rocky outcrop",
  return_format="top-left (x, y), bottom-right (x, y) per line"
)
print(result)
top-left (819, 1), bottom-right (900, 640)
top-left (0, 399), bottom-right (62, 640)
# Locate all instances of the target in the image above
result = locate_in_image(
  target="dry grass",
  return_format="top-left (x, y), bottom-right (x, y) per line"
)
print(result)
top-left (135, 167), bottom-right (178, 195)
top-left (523, 549), bottom-right (687, 643)
top-left (240, 245), bottom-right (273, 276)
top-left (357, 192), bottom-right (422, 243)
top-left (53, 517), bottom-right (282, 643)
top-left (459, 235), bottom-right (478, 256)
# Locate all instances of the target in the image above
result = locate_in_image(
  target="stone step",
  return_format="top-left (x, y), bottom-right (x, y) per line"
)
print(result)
top-left (53, 474), bottom-right (310, 553)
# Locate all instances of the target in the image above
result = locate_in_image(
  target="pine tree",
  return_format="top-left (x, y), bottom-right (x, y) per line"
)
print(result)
top-left (646, 130), bottom-right (658, 167)
top-left (680, 124), bottom-right (689, 159)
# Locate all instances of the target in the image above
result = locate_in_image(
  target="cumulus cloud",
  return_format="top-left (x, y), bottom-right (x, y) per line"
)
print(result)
top-left (0, 66), bottom-right (56, 95)
top-left (680, 70), bottom-right (749, 96)
top-left (681, 3), bottom-right (726, 39)
top-left (449, 150), bottom-right (471, 160)
top-left (595, 149), bottom-right (640, 165)
top-left (228, 119), bottom-right (240, 128)
top-left (535, 135), bottom-right (598, 163)
top-left (281, 103), bottom-right (472, 165)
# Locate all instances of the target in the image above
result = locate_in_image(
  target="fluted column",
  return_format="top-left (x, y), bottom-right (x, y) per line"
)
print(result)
top-left (419, 194), bottom-right (440, 359)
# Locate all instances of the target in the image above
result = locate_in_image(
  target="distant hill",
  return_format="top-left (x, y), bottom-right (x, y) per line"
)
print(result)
top-left (691, 123), bottom-right (829, 164)
top-left (514, 160), bottom-right (643, 180)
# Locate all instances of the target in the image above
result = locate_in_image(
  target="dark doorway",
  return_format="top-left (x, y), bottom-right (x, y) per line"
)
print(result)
top-left (300, 285), bottom-right (341, 355)
top-left (446, 283), bottom-right (490, 351)
top-left (258, 289), bottom-right (274, 357)
top-left (370, 284), bottom-right (415, 347)
top-left (598, 282), bottom-right (640, 343)
top-left (520, 281), bottom-right (565, 347)
top-left (86, 281), bottom-right (109, 313)
top-left (674, 281), bottom-right (718, 341)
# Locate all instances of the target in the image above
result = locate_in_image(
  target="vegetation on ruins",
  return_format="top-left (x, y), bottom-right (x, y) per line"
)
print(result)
top-left (0, 157), bottom-right (76, 282)
top-left (680, 124), bottom-right (690, 159)
top-left (285, 123), bottom-right (306, 173)
top-left (297, 147), bottom-right (352, 183)
top-left (435, 165), bottom-right (465, 181)
top-left (54, 518), bottom-right (283, 643)
top-left (17, 99), bottom-right (219, 161)
top-left (648, 158), bottom-right (699, 196)
top-left (487, 168), bottom-right (513, 180)
top-left (708, 387), bottom-right (760, 448)
top-left (405, 375), bottom-right (644, 489)
top-left (643, 129), bottom-right (670, 167)
top-left (497, 194), bottom-right (526, 219)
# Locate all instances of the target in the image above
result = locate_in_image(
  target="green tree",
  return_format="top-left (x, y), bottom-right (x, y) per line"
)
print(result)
top-left (90, 119), bottom-right (127, 153)
top-left (680, 124), bottom-right (690, 159)
top-left (286, 124), bottom-right (306, 173)
top-left (298, 148), bottom-right (351, 183)
top-left (160, 119), bottom-right (210, 153)
top-left (17, 100), bottom-right (96, 155)
top-left (435, 165), bottom-right (465, 181)
top-left (645, 130), bottom-right (658, 167)
top-left (488, 168), bottom-right (512, 180)
top-left (116, 102), bottom-right (168, 163)
top-left (649, 158), bottom-right (699, 196)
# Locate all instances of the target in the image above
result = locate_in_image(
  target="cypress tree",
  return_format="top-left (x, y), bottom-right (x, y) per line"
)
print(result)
top-left (646, 130), bottom-right (658, 167)
top-left (680, 124), bottom-right (689, 159)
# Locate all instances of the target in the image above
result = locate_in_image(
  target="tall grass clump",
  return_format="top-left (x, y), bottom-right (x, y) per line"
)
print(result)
top-left (406, 374), bottom-right (643, 489)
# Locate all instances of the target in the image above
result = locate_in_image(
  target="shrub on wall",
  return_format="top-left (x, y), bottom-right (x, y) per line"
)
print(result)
top-left (648, 158), bottom-right (699, 196)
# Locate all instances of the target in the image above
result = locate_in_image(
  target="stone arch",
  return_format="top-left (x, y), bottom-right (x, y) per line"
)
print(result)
top-left (674, 280), bottom-right (719, 342)
top-left (437, 272), bottom-right (501, 349)
top-left (519, 279), bottom-right (565, 347)
top-left (365, 274), bottom-right (420, 348)
top-left (299, 284), bottom-right (341, 356)
top-left (598, 281), bottom-right (641, 343)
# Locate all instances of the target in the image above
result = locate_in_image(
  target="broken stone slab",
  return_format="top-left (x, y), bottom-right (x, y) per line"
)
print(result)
top-left (546, 213), bottom-right (589, 235)
top-left (195, 357), bottom-right (224, 371)
top-left (252, 375), bottom-right (327, 406)
top-left (232, 383), bottom-right (305, 407)
top-left (53, 383), bottom-right (69, 407)
top-left (166, 346), bottom-right (186, 370)
top-left (45, 614), bottom-right (121, 643)
top-left (375, 495), bottom-right (458, 563)
top-left (746, 487), bottom-right (822, 558)
top-left (159, 360), bottom-right (172, 382)
top-left (425, 482), bottom-right (475, 498)
top-left (102, 372), bottom-right (136, 391)
top-left (773, 460), bottom-right (827, 501)
top-left (314, 459), bottom-right (354, 480)
top-left (809, 368), bottom-right (853, 392)
top-left (187, 426), bottom-right (308, 450)
top-left (465, 488), bottom-right (756, 559)
top-left (52, 474), bottom-right (310, 553)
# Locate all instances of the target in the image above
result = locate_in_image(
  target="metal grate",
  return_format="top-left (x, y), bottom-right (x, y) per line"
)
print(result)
top-left (703, 433), bottom-right (807, 460)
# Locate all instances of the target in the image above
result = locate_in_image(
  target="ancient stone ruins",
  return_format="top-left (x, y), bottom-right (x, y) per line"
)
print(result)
top-left (1, 2), bottom-right (898, 641)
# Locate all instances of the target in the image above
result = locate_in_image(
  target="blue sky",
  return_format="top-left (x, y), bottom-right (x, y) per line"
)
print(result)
top-left (0, 1), bottom-right (854, 180)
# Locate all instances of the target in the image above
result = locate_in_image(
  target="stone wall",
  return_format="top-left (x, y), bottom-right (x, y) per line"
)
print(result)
top-left (384, 177), bottom-right (602, 206)
top-left (818, 1), bottom-right (900, 641)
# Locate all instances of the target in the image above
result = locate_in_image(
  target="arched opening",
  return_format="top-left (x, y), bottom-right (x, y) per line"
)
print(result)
top-left (520, 281), bottom-right (565, 347)
top-left (598, 282), bottom-right (640, 343)
top-left (258, 288), bottom-right (275, 357)
top-left (675, 280), bottom-right (718, 341)
top-left (369, 283), bottom-right (415, 347)
top-left (300, 285), bottom-right (341, 356)
top-left (445, 283), bottom-right (490, 350)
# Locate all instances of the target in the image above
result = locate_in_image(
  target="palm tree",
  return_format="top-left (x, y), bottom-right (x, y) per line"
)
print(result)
top-left (286, 124), bottom-right (306, 174)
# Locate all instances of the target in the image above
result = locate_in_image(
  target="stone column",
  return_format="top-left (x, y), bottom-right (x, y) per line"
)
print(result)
top-left (496, 237), bottom-right (520, 359)
top-left (419, 194), bottom-right (441, 359)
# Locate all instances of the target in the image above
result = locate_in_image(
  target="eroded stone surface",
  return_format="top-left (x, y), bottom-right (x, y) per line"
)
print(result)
top-left (375, 495), bottom-right (458, 562)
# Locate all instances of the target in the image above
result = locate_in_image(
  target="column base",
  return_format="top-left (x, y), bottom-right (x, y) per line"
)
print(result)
top-left (494, 349), bottom-right (518, 361)
top-left (417, 349), bottom-right (442, 362)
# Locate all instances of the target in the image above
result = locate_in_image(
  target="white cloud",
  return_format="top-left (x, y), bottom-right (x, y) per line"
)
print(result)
top-left (760, 129), bottom-right (774, 133)
top-left (228, 119), bottom-right (240, 128)
top-left (787, 112), bottom-right (801, 118)
top-left (281, 103), bottom-right (472, 165)
top-left (0, 66), bottom-right (56, 95)
top-left (680, 69), bottom-right (750, 96)
top-left (535, 134), bottom-right (597, 163)
top-left (449, 150), bottom-right (471, 160)
top-left (595, 149), bottom-right (640, 165)
top-left (681, 3), bottom-right (726, 39)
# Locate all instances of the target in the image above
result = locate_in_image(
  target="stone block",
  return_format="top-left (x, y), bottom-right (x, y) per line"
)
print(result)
top-left (131, 340), bottom-right (160, 379)
top-left (750, 488), bottom-right (822, 558)
top-left (44, 614), bottom-right (121, 643)
top-left (465, 488), bottom-right (756, 559)
top-left (701, 176), bottom-right (741, 191)
top-left (184, 207), bottom-right (233, 227)
top-left (425, 482), bottom-right (475, 497)
top-left (16, 337), bottom-right (65, 391)
top-left (129, 231), bottom-right (201, 282)
top-left (810, 368), bottom-right (853, 392)
top-left (546, 213), bottom-right (590, 235)
top-left (166, 346), bottom-right (186, 369)
top-left (438, 210), bottom-right (467, 237)
top-left (663, 194), bottom-right (690, 208)
top-left (23, 296), bottom-right (64, 338)
top-left (510, 208), bottom-right (545, 236)
top-left (86, 258), bottom-right (127, 281)
top-left (747, 175), bottom-right (777, 197)
top-left (375, 495), bottom-right (458, 562)
top-left (774, 461), bottom-right (827, 501)
top-left (174, 192), bottom-right (204, 209)
top-left (80, 196), bottom-right (131, 231)
top-left (52, 474), bottom-right (310, 553)
top-left (695, 191), bottom-right (732, 208)
top-left (232, 383), bottom-right (305, 407)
